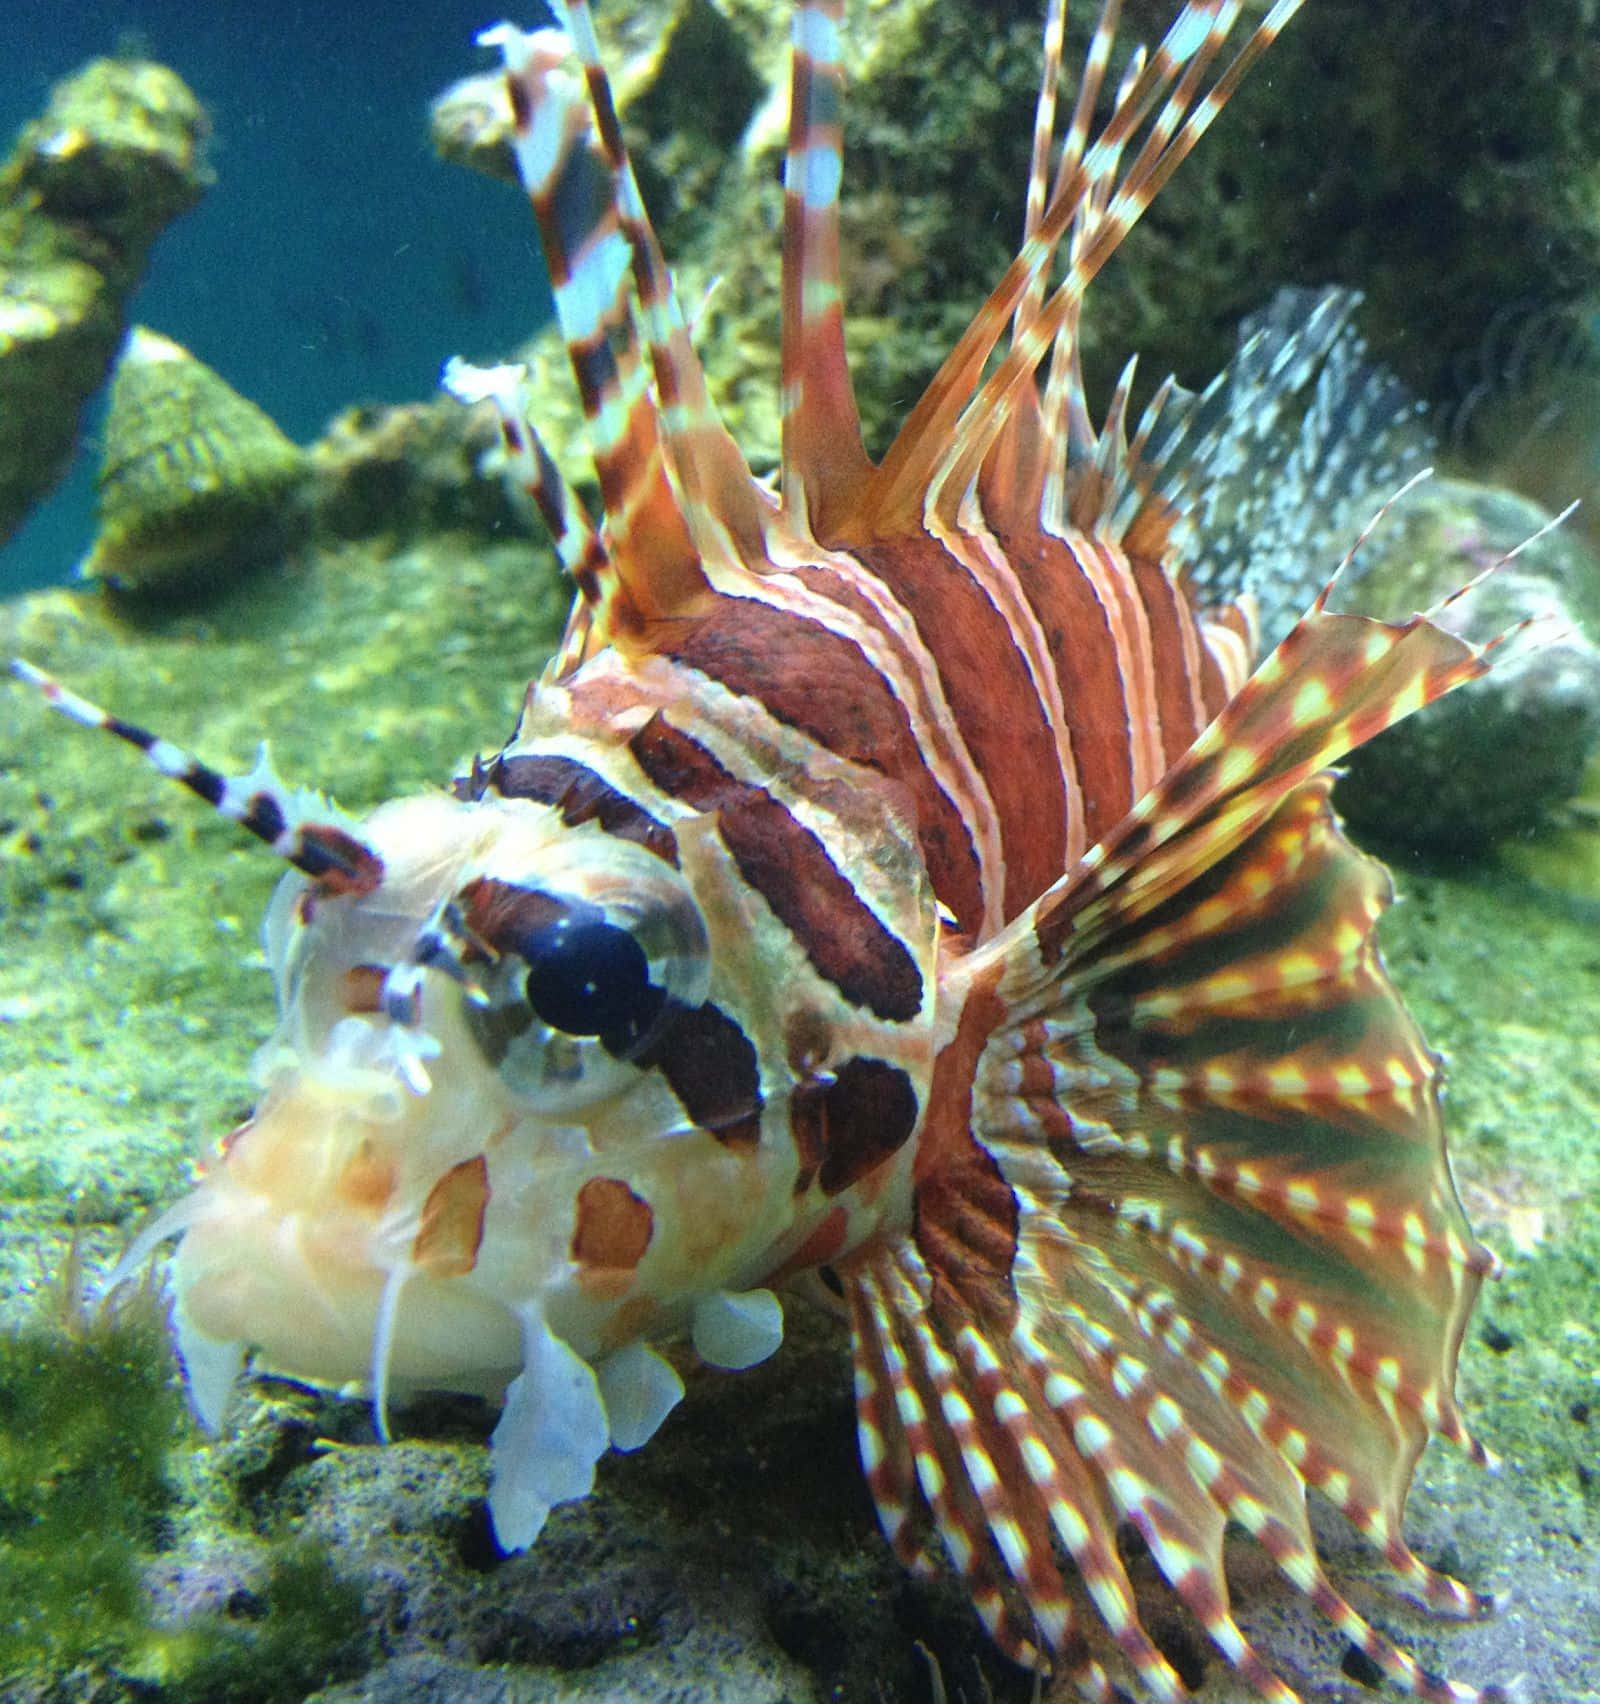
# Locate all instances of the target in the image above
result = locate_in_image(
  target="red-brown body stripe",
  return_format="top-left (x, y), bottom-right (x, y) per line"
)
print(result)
top-left (853, 534), bottom-right (1068, 919)
top-left (994, 526), bottom-right (1139, 847)
top-left (629, 713), bottom-right (926, 1022)
top-left (913, 967), bottom-right (1019, 1329)
top-left (1127, 552), bottom-right (1209, 763)
top-left (1196, 607), bottom-right (1239, 719)
top-left (482, 751), bottom-right (679, 866)
top-left (662, 596), bottom-right (985, 934)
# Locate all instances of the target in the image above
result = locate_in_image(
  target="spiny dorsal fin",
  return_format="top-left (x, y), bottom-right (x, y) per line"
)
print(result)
top-left (486, 21), bottom-right (706, 642)
top-left (442, 357), bottom-right (606, 676)
top-left (858, 0), bottom-right (1304, 539)
top-left (552, 2), bottom-right (776, 572)
top-left (486, 13), bottom-right (775, 650)
top-left (779, 0), bottom-right (874, 539)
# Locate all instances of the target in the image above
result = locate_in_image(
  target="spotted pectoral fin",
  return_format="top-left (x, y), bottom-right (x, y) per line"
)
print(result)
top-left (846, 602), bottom-right (1523, 1695)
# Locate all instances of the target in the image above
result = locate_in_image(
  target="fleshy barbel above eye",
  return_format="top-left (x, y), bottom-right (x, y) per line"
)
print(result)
top-left (458, 840), bottom-right (709, 1113)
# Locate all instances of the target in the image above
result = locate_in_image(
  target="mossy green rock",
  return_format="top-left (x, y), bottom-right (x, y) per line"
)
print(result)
top-left (0, 58), bottom-right (210, 550)
top-left (1332, 479), bottom-right (1600, 851)
top-left (82, 328), bottom-right (308, 600)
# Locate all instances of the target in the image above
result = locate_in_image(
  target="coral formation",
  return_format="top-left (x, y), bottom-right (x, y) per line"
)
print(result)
top-left (0, 57), bottom-right (210, 550)
top-left (81, 328), bottom-right (308, 600)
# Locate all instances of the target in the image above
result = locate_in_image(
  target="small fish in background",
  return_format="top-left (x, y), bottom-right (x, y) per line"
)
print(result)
top-left (12, 1), bottom-right (1549, 1699)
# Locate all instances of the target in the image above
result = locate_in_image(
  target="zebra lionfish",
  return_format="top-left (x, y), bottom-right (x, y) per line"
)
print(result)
top-left (12, 2), bottom-right (1535, 1699)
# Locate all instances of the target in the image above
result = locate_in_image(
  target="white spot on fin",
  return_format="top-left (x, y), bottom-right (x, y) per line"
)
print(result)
top-left (487, 1303), bottom-right (609, 1552)
top-left (597, 1341), bottom-right (684, 1452)
top-left (691, 1287), bottom-right (784, 1370)
top-left (172, 1294), bottom-right (246, 1434)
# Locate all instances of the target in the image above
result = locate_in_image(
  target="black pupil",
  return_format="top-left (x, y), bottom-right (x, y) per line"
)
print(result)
top-left (522, 915), bottom-right (664, 1053)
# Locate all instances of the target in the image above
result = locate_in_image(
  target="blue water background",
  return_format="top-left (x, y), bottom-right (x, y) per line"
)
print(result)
top-left (2, 0), bottom-right (555, 594)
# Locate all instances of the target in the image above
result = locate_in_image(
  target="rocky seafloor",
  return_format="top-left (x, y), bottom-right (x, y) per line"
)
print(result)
top-left (1, 516), bottom-right (1597, 1704)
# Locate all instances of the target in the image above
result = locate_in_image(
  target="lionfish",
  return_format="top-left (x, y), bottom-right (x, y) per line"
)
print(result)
top-left (12, 1), bottom-right (1536, 1698)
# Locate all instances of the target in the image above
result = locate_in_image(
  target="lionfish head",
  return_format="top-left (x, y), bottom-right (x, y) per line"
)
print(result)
top-left (10, 654), bottom-right (934, 1551)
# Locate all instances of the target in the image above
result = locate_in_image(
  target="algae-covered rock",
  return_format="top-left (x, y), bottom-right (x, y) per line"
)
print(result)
top-left (0, 58), bottom-right (211, 550)
top-left (82, 328), bottom-right (308, 600)
top-left (1331, 478), bottom-right (1600, 851)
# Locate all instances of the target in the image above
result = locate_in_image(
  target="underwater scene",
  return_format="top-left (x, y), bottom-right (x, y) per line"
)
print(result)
top-left (2, 2), bottom-right (1599, 1701)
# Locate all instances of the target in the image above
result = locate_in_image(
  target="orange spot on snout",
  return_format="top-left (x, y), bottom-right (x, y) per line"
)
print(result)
top-left (412, 1155), bottom-right (490, 1277)
top-left (207, 1115), bottom-right (256, 1170)
top-left (342, 964), bottom-right (387, 1013)
top-left (571, 1176), bottom-right (654, 1296)
top-left (341, 1138), bottom-right (400, 1212)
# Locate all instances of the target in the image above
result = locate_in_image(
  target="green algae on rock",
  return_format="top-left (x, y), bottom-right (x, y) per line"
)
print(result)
top-left (0, 58), bottom-right (210, 551)
top-left (81, 328), bottom-right (309, 601)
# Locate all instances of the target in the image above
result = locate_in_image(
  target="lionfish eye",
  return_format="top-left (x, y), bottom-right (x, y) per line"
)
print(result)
top-left (461, 861), bottom-right (708, 1114)
top-left (519, 907), bottom-right (664, 1053)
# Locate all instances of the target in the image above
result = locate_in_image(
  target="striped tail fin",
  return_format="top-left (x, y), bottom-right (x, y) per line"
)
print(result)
top-left (843, 580), bottom-right (1538, 1699)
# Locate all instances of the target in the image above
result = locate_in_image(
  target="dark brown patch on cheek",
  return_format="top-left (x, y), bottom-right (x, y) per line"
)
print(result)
top-left (572, 1176), bottom-right (654, 1285)
top-left (412, 1155), bottom-right (490, 1277)
top-left (480, 751), bottom-right (680, 866)
top-left (789, 1056), bottom-right (919, 1198)
top-left (634, 1001), bottom-right (763, 1151)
